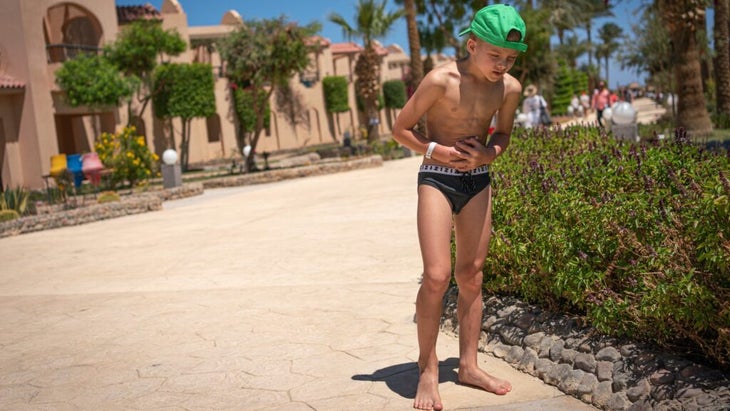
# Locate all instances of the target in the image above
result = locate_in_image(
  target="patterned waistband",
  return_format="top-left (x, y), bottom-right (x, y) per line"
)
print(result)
top-left (419, 164), bottom-right (489, 176)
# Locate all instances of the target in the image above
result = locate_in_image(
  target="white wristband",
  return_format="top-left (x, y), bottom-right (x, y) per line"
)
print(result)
top-left (425, 142), bottom-right (437, 159)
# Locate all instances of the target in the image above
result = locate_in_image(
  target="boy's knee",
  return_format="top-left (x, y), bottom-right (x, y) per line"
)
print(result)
top-left (421, 271), bottom-right (451, 295)
top-left (454, 265), bottom-right (484, 288)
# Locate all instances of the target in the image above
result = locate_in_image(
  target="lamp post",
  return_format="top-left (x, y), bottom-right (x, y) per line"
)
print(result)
top-left (161, 149), bottom-right (182, 188)
top-left (609, 101), bottom-right (639, 142)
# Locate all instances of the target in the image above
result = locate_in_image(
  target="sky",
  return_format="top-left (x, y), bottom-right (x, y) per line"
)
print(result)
top-left (115, 0), bottom-right (714, 89)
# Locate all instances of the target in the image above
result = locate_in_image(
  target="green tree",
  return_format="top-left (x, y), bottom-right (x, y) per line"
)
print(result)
top-left (55, 53), bottom-right (132, 108)
top-left (106, 20), bottom-right (186, 124)
top-left (554, 34), bottom-right (589, 69)
top-left (595, 22), bottom-right (623, 86)
top-left (152, 63), bottom-right (217, 171)
top-left (401, 0), bottom-right (484, 57)
top-left (617, 4), bottom-right (673, 95)
top-left (657, 0), bottom-right (713, 135)
top-left (418, 22), bottom-right (448, 75)
top-left (552, 60), bottom-right (574, 115)
top-left (512, 6), bottom-right (555, 88)
top-left (576, 0), bottom-right (614, 75)
top-left (55, 19), bottom-right (186, 140)
top-left (219, 16), bottom-right (320, 171)
top-left (329, 0), bottom-right (404, 143)
top-left (539, 0), bottom-right (591, 45)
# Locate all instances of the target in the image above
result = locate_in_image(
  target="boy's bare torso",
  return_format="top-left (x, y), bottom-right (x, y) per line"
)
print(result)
top-left (422, 60), bottom-right (513, 165)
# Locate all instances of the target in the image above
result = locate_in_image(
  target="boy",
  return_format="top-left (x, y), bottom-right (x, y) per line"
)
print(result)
top-left (392, 4), bottom-right (527, 410)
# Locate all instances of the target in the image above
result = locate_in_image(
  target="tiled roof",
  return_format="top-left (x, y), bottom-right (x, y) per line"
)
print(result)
top-left (331, 41), bottom-right (389, 57)
top-left (0, 73), bottom-right (25, 89)
top-left (306, 36), bottom-right (331, 48)
top-left (116, 3), bottom-right (162, 25)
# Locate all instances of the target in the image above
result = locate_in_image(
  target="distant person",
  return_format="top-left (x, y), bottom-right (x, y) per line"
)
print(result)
top-left (569, 94), bottom-right (582, 117)
top-left (592, 81), bottom-right (610, 127)
top-left (579, 90), bottom-right (590, 117)
top-left (522, 84), bottom-right (549, 127)
top-left (609, 90), bottom-right (619, 106)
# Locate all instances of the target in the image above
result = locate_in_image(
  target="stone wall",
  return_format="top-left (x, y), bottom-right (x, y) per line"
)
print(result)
top-left (442, 291), bottom-right (730, 411)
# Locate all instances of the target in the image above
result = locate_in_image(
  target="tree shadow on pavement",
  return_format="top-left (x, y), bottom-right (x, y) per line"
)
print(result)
top-left (351, 357), bottom-right (459, 399)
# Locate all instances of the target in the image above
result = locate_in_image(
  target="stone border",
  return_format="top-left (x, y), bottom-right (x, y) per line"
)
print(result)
top-left (0, 194), bottom-right (164, 238)
top-left (201, 155), bottom-right (383, 189)
top-left (441, 290), bottom-right (730, 411)
top-left (0, 182), bottom-right (205, 238)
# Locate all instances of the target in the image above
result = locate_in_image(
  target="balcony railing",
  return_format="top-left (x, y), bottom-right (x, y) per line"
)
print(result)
top-left (46, 44), bottom-right (101, 63)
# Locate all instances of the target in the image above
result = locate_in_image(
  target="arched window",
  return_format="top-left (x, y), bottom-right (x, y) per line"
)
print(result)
top-left (45, 3), bottom-right (102, 63)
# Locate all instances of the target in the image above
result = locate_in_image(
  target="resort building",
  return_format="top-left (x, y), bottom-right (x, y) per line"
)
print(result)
top-left (0, 0), bottom-right (452, 190)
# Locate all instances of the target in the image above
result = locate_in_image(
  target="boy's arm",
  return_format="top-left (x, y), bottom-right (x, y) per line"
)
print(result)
top-left (485, 86), bottom-right (520, 163)
top-left (392, 71), bottom-right (446, 156)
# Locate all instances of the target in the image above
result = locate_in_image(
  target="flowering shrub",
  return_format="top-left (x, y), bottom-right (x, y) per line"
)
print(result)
top-left (483, 125), bottom-right (730, 368)
top-left (95, 126), bottom-right (159, 188)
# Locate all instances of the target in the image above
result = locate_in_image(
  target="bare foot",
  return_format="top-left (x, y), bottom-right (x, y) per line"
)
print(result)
top-left (414, 368), bottom-right (443, 410)
top-left (458, 366), bottom-right (512, 396)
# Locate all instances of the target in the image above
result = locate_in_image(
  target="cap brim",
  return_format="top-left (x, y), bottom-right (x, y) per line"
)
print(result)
top-left (458, 28), bottom-right (471, 37)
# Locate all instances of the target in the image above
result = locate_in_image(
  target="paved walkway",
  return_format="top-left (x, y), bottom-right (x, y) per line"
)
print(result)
top-left (0, 156), bottom-right (597, 410)
top-left (560, 97), bottom-right (666, 127)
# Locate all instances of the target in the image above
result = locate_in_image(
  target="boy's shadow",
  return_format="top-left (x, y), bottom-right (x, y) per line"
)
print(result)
top-left (351, 357), bottom-right (459, 399)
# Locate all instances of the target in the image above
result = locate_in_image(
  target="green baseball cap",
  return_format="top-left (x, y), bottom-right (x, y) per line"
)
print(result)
top-left (459, 4), bottom-right (528, 52)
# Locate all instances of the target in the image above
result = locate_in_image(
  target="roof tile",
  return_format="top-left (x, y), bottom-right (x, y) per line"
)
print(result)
top-left (116, 3), bottom-right (162, 25)
top-left (0, 73), bottom-right (25, 89)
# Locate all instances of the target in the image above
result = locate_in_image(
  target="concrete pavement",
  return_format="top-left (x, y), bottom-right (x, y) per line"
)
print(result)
top-left (0, 156), bottom-right (597, 410)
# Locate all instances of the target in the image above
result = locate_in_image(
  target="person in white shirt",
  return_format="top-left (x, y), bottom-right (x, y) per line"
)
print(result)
top-left (521, 84), bottom-right (548, 128)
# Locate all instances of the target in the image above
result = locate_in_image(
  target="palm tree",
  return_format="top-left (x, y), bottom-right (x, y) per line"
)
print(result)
top-left (657, 0), bottom-right (713, 135)
top-left (596, 22), bottom-right (623, 86)
top-left (395, 0), bottom-right (423, 92)
top-left (541, 0), bottom-right (590, 45)
top-left (577, 0), bottom-right (614, 74)
top-left (419, 22), bottom-right (447, 75)
top-left (555, 34), bottom-right (589, 69)
top-left (329, 0), bottom-right (404, 143)
top-left (714, 0), bottom-right (730, 115)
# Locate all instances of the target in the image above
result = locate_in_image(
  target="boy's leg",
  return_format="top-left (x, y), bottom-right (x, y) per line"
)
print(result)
top-left (453, 186), bottom-right (512, 395)
top-left (414, 185), bottom-right (453, 411)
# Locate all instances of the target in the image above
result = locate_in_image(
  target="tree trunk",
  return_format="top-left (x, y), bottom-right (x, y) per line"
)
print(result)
top-left (659, 0), bottom-right (714, 136)
top-left (404, 0), bottom-right (423, 90)
top-left (404, 0), bottom-right (426, 135)
top-left (715, 0), bottom-right (730, 114)
top-left (355, 46), bottom-right (381, 143)
top-left (180, 118), bottom-right (190, 171)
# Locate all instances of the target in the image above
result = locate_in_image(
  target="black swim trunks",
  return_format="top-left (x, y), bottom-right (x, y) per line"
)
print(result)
top-left (417, 164), bottom-right (491, 214)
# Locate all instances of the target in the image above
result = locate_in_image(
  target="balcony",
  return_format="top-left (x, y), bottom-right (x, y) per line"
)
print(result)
top-left (46, 44), bottom-right (101, 64)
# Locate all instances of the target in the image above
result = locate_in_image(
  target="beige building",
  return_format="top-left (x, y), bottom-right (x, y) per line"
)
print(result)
top-left (0, 0), bottom-right (452, 190)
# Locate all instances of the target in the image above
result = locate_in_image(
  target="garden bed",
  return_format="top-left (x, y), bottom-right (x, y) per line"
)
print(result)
top-left (442, 291), bottom-right (730, 411)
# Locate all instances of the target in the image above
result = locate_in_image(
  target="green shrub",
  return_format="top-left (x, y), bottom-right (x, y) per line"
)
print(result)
top-left (481, 125), bottom-right (730, 367)
top-left (0, 209), bottom-right (20, 222)
top-left (322, 76), bottom-right (349, 113)
top-left (97, 191), bottom-right (121, 203)
top-left (383, 79), bottom-right (406, 109)
top-left (95, 126), bottom-right (159, 188)
top-left (1, 186), bottom-right (30, 215)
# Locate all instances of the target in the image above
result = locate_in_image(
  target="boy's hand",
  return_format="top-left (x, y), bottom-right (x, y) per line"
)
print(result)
top-left (451, 137), bottom-right (488, 171)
